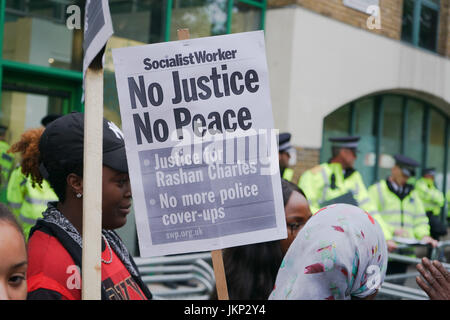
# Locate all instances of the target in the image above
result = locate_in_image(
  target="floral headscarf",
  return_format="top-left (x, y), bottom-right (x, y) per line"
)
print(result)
top-left (269, 204), bottom-right (387, 300)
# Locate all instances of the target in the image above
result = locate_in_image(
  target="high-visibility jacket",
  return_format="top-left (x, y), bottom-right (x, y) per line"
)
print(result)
top-left (447, 190), bottom-right (450, 218)
top-left (6, 166), bottom-right (58, 240)
top-left (298, 162), bottom-right (374, 213)
top-left (368, 179), bottom-right (430, 241)
top-left (0, 140), bottom-right (14, 203)
top-left (415, 177), bottom-right (445, 216)
top-left (298, 162), bottom-right (391, 238)
top-left (281, 167), bottom-right (295, 183)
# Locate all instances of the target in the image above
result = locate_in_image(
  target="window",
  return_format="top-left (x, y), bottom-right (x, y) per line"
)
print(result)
top-left (427, 109), bottom-right (446, 190)
top-left (401, 0), bottom-right (440, 52)
top-left (404, 99), bottom-right (425, 165)
top-left (169, 0), bottom-right (228, 41)
top-left (109, 0), bottom-right (166, 44)
top-left (4, 0), bottom-right (84, 71)
top-left (231, 1), bottom-right (263, 33)
top-left (379, 96), bottom-right (403, 180)
top-left (1, 0), bottom-right (267, 127)
top-left (353, 98), bottom-right (376, 186)
top-left (321, 105), bottom-right (352, 163)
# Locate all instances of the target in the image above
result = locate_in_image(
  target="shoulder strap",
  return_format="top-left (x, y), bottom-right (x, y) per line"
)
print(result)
top-left (30, 220), bottom-right (83, 268)
top-left (104, 230), bottom-right (152, 299)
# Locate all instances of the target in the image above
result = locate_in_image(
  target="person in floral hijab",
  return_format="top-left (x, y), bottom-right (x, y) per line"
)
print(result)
top-left (269, 203), bottom-right (387, 300)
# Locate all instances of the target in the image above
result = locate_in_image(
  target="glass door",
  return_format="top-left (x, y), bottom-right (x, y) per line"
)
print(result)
top-left (1, 82), bottom-right (76, 146)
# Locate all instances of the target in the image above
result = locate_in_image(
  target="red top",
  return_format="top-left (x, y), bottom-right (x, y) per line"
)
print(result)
top-left (101, 248), bottom-right (147, 300)
top-left (27, 230), bottom-right (147, 300)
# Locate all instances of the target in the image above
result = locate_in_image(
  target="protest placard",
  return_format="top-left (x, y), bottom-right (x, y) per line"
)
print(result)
top-left (83, 0), bottom-right (113, 80)
top-left (112, 30), bottom-right (286, 258)
top-left (176, 28), bottom-right (229, 301)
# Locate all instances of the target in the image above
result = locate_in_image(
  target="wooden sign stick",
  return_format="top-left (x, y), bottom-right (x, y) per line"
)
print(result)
top-left (177, 28), bottom-right (229, 301)
top-left (82, 54), bottom-right (104, 300)
top-left (210, 249), bottom-right (229, 300)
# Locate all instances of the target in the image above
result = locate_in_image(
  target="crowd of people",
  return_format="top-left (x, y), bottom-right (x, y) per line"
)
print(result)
top-left (0, 113), bottom-right (449, 300)
top-left (278, 132), bottom-right (450, 298)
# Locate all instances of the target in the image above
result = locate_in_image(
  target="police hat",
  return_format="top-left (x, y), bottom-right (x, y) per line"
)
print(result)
top-left (422, 167), bottom-right (436, 177)
top-left (279, 132), bottom-right (292, 153)
top-left (394, 154), bottom-right (419, 177)
top-left (329, 136), bottom-right (360, 149)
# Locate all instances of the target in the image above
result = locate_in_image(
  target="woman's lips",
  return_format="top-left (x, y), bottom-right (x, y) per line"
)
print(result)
top-left (119, 205), bottom-right (131, 215)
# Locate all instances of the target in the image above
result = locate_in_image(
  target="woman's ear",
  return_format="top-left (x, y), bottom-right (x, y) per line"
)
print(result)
top-left (67, 173), bottom-right (83, 198)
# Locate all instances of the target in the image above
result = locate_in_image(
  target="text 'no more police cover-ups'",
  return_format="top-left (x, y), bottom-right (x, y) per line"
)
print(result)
top-left (112, 31), bottom-right (286, 257)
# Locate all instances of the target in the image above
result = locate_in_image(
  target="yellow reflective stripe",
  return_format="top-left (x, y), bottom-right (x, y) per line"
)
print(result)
top-left (352, 182), bottom-right (360, 197)
top-left (24, 196), bottom-right (52, 206)
top-left (376, 182), bottom-right (385, 211)
top-left (320, 167), bottom-right (328, 202)
top-left (8, 202), bottom-right (21, 209)
top-left (19, 213), bottom-right (37, 226)
top-left (377, 209), bottom-right (415, 216)
top-left (1, 153), bottom-right (13, 162)
top-left (358, 197), bottom-right (371, 206)
top-left (414, 221), bottom-right (429, 227)
top-left (388, 221), bottom-right (414, 229)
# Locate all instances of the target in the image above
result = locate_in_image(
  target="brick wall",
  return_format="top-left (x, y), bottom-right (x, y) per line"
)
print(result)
top-left (268, 0), bottom-right (450, 58)
top-left (290, 147), bottom-right (320, 184)
top-left (268, 0), bottom-right (404, 40)
top-left (438, 0), bottom-right (450, 57)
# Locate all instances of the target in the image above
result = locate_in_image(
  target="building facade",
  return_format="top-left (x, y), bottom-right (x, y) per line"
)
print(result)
top-left (0, 0), bottom-right (266, 253)
top-left (265, 0), bottom-right (449, 201)
top-left (0, 1), bottom-right (448, 249)
top-left (1, 0), bottom-right (266, 143)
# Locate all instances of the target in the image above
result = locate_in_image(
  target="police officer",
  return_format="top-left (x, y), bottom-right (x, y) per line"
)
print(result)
top-left (298, 136), bottom-right (374, 214)
top-left (7, 165), bottom-right (58, 240)
top-left (0, 125), bottom-right (13, 204)
top-left (6, 115), bottom-right (60, 240)
top-left (415, 168), bottom-right (446, 240)
top-left (368, 154), bottom-right (438, 281)
top-left (279, 133), bottom-right (296, 183)
top-left (447, 190), bottom-right (450, 220)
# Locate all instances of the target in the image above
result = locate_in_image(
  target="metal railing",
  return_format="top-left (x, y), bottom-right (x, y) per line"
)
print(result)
top-left (134, 241), bottom-right (450, 300)
top-left (378, 240), bottom-right (450, 300)
top-left (134, 252), bottom-right (215, 300)
top-left (430, 240), bottom-right (450, 261)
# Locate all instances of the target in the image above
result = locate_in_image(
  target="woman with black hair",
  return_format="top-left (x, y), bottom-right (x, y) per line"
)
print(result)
top-left (25, 112), bottom-right (152, 300)
top-left (210, 179), bottom-right (312, 300)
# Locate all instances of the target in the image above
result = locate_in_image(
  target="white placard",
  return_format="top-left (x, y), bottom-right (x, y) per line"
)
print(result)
top-left (112, 31), bottom-right (287, 257)
top-left (343, 0), bottom-right (379, 14)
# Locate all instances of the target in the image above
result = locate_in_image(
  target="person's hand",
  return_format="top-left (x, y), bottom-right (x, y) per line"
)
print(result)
top-left (416, 257), bottom-right (450, 300)
top-left (421, 236), bottom-right (439, 248)
top-left (386, 240), bottom-right (397, 253)
top-left (393, 228), bottom-right (409, 237)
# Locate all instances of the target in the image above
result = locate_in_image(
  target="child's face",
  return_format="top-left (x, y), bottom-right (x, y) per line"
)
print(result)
top-left (101, 166), bottom-right (132, 230)
top-left (0, 222), bottom-right (27, 300)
